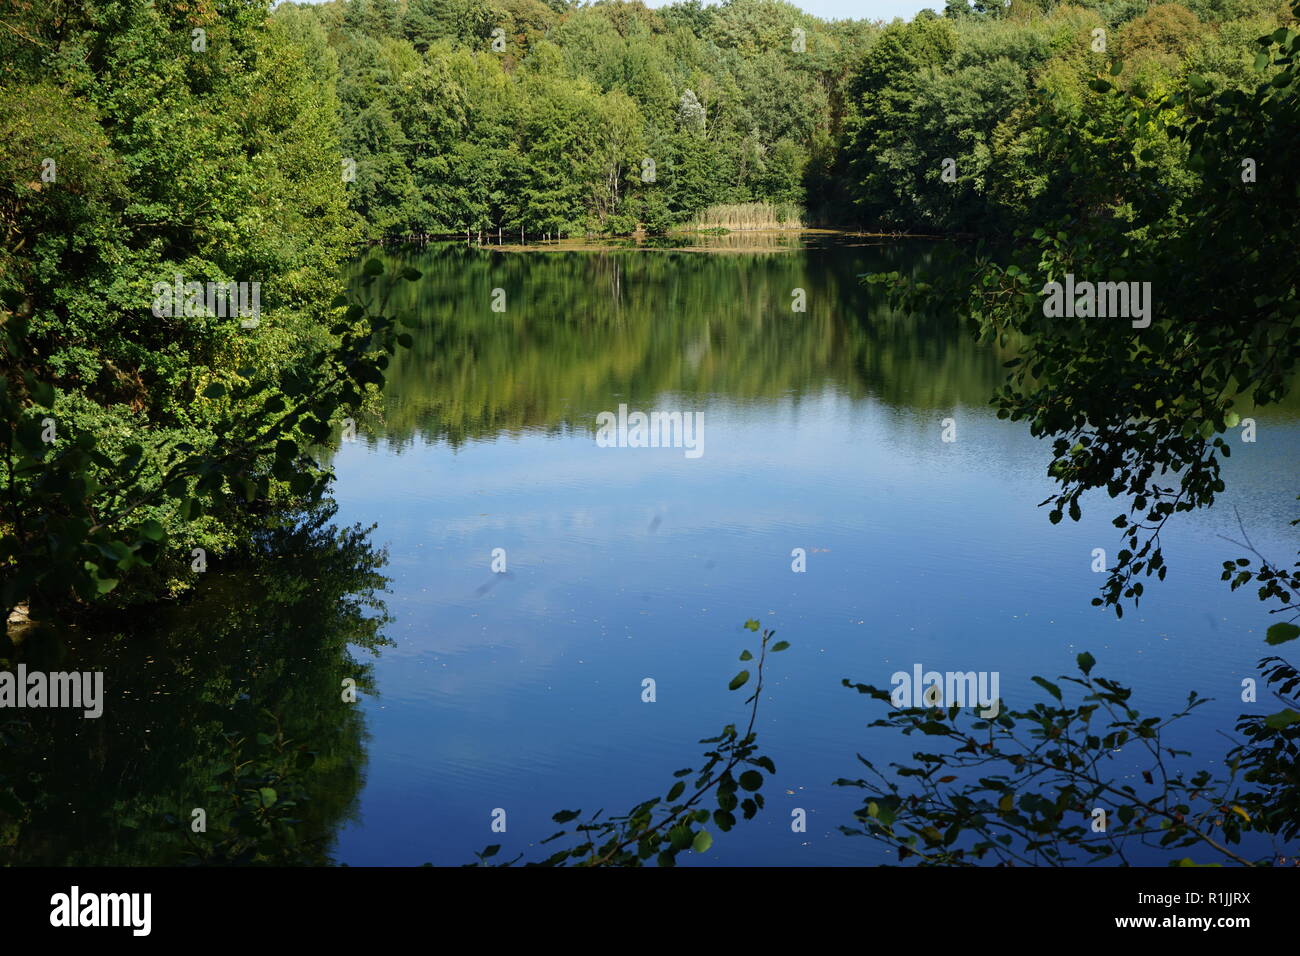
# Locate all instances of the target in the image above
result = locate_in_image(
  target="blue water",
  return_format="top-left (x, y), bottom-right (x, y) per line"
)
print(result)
top-left (326, 238), bottom-right (1299, 866)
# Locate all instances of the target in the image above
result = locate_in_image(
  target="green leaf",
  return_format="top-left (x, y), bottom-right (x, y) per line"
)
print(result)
top-left (91, 572), bottom-right (118, 595)
top-left (258, 787), bottom-right (277, 807)
top-left (363, 258), bottom-right (385, 276)
top-left (1263, 709), bottom-right (1300, 729)
top-left (1031, 676), bottom-right (1063, 701)
top-left (94, 540), bottom-right (132, 563)
top-left (1265, 622), bottom-right (1300, 645)
top-left (739, 649), bottom-right (753, 661)
top-left (739, 770), bottom-right (762, 791)
top-left (666, 781), bottom-right (685, 802)
top-left (668, 824), bottom-right (693, 850)
top-left (202, 383), bottom-right (226, 399)
top-left (691, 829), bottom-right (713, 853)
top-left (728, 670), bottom-right (750, 691)
top-left (771, 641), bottom-right (790, 652)
top-left (1077, 651), bottom-right (1096, 676)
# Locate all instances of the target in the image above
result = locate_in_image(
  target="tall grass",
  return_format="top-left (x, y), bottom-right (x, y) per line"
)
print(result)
top-left (682, 202), bottom-right (804, 232)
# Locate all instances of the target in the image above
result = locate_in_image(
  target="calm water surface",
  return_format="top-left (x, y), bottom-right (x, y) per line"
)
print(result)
top-left (5, 235), bottom-right (1295, 865)
top-left (326, 236), bottom-right (1299, 865)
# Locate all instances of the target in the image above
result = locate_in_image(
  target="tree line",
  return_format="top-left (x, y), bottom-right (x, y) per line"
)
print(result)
top-left (279, 0), bottom-right (1293, 237)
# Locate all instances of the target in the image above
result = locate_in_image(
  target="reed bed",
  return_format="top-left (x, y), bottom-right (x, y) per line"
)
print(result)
top-left (682, 202), bottom-right (804, 232)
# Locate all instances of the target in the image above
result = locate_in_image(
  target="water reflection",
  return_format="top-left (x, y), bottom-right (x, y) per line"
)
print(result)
top-left (347, 239), bottom-right (1019, 451)
top-left (0, 504), bottom-right (389, 865)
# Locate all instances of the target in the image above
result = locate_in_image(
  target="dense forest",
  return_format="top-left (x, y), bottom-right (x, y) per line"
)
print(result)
top-left (277, 0), bottom-right (1294, 236)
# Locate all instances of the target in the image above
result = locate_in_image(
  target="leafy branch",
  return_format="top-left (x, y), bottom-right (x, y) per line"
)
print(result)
top-left (470, 620), bottom-right (790, 867)
top-left (835, 651), bottom-right (1296, 866)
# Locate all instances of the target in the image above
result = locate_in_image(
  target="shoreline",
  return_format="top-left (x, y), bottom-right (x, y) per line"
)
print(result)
top-left (363, 227), bottom-right (962, 254)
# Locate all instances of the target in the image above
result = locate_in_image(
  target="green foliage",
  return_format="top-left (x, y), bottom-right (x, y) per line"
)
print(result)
top-left (281, 0), bottom-right (1294, 236)
top-left (836, 651), bottom-right (1298, 865)
top-left (2, 261), bottom-right (420, 622)
top-left (0, 0), bottom-right (422, 618)
top-left (836, 0), bottom-right (1290, 232)
top-left (296, 0), bottom-right (882, 235)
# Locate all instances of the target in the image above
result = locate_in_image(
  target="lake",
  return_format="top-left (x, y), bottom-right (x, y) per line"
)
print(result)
top-left (5, 234), bottom-right (1296, 865)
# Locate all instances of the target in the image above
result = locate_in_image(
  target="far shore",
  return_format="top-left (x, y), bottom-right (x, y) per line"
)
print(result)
top-left (376, 228), bottom-right (955, 254)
